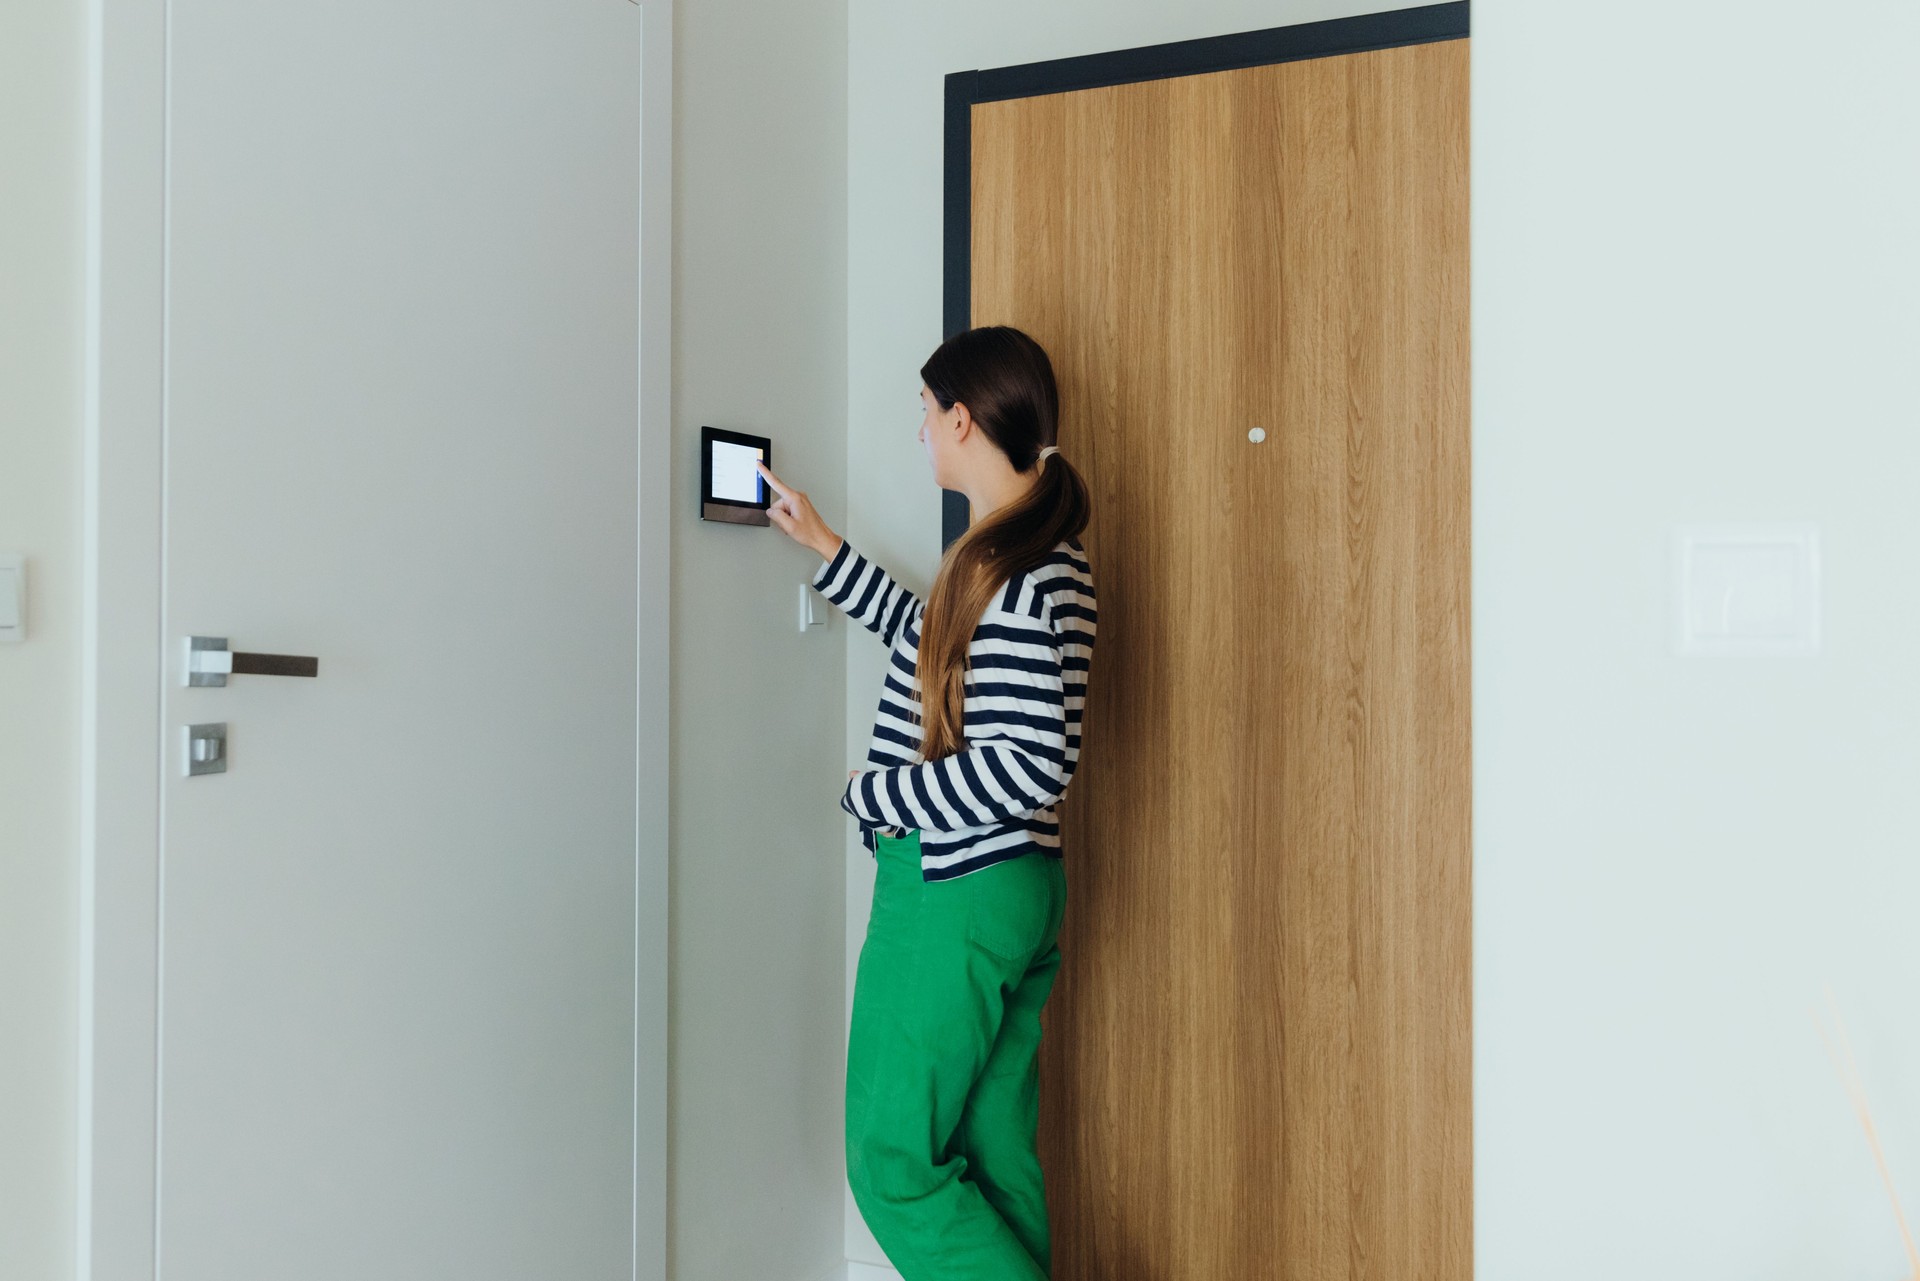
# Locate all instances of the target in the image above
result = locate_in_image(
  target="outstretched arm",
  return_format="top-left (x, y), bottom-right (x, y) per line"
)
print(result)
top-left (811, 539), bottom-right (924, 647)
top-left (756, 459), bottom-right (923, 646)
top-left (757, 459), bottom-right (843, 559)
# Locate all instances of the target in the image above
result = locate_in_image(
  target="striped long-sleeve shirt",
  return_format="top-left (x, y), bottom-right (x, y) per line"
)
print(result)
top-left (811, 536), bottom-right (1097, 881)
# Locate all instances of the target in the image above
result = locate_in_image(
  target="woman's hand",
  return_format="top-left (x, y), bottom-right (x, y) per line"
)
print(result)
top-left (756, 460), bottom-right (842, 562)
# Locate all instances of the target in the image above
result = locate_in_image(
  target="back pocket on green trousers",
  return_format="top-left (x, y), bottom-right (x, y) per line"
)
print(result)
top-left (962, 853), bottom-right (1053, 962)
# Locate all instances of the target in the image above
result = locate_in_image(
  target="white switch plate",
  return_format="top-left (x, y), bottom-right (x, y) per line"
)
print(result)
top-left (1672, 522), bottom-right (1820, 655)
top-left (0, 553), bottom-right (24, 644)
top-left (798, 581), bottom-right (825, 632)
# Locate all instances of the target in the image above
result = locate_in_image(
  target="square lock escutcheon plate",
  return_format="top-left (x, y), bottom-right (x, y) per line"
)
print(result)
top-left (185, 722), bottom-right (228, 777)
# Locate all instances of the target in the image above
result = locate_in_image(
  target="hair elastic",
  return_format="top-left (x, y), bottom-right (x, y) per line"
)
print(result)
top-left (1037, 445), bottom-right (1060, 464)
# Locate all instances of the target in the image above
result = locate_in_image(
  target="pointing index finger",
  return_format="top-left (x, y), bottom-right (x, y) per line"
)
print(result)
top-left (754, 459), bottom-right (794, 498)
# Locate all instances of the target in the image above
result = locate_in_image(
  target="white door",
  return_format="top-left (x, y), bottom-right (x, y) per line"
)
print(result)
top-left (102, 3), bottom-right (650, 1277)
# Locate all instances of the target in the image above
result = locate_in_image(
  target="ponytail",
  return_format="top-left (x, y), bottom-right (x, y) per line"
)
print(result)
top-left (914, 327), bottom-right (1090, 762)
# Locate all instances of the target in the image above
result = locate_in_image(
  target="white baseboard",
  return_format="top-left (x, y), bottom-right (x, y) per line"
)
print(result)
top-left (846, 1262), bottom-right (902, 1281)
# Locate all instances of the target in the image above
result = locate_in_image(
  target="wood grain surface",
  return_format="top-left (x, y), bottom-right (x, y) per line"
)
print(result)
top-left (969, 38), bottom-right (1470, 1280)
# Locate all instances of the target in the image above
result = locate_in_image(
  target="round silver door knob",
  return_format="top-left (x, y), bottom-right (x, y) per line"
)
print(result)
top-left (1248, 427), bottom-right (1267, 444)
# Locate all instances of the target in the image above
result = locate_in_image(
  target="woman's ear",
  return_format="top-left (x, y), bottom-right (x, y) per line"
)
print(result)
top-left (950, 400), bottom-right (974, 442)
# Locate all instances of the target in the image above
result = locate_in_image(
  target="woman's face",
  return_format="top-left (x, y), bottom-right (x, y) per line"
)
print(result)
top-left (917, 384), bottom-right (959, 486)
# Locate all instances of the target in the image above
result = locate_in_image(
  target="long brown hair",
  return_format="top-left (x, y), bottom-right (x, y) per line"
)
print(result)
top-left (915, 325), bottom-right (1090, 762)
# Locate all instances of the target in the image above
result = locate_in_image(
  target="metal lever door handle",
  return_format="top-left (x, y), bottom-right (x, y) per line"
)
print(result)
top-left (231, 651), bottom-right (318, 677)
top-left (185, 635), bottom-right (319, 686)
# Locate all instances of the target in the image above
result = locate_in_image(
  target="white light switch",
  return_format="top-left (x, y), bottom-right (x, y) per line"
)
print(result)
top-left (0, 554), bottom-right (23, 644)
top-left (1673, 523), bottom-right (1820, 655)
top-left (799, 582), bottom-right (825, 633)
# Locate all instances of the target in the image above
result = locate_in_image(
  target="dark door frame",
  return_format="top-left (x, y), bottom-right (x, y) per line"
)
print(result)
top-left (938, 1), bottom-right (1471, 547)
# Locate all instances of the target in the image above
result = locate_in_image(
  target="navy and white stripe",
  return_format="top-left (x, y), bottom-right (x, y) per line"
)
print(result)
top-left (812, 536), bottom-right (1098, 881)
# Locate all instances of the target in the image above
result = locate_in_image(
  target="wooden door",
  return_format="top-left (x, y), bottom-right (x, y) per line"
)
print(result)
top-left (957, 20), bottom-right (1470, 1280)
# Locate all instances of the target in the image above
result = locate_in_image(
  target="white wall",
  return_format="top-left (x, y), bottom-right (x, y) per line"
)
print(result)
top-left (1473, 4), bottom-right (1919, 1277)
top-left (669, 1), bottom-right (850, 1279)
top-left (845, 1), bottom-right (1920, 1278)
top-left (1, 2), bottom-right (852, 1280)
top-left (0, 1), bottom-right (85, 1278)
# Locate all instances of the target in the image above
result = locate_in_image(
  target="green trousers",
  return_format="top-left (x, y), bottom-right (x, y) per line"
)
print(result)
top-left (845, 829), bottom-right (1067, 1280)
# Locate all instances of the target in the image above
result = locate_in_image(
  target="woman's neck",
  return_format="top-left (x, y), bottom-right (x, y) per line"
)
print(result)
top-left (963, 464), bottom-right (1040, 528)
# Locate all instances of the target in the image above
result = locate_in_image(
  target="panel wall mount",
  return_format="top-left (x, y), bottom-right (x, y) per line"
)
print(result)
top-left (1673, 521), bottom-right (1822, 655)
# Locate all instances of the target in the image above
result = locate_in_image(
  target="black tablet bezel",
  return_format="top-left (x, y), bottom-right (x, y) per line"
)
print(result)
top-left (699, 426), bottom-right (773, 526)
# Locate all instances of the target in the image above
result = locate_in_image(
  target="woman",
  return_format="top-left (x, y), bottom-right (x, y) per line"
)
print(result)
top-left (756, 325), bottom-right (1096, 1280)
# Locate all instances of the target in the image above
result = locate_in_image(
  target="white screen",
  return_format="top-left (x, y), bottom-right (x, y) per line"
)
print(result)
top-left (711, 441), bottom-right (765, 503)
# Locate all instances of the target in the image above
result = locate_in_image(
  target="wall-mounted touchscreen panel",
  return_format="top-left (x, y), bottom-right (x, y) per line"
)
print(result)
top-left (700, 426), bottom-right (772, 526)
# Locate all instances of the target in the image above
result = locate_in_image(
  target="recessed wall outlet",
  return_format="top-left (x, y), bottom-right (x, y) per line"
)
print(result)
top-left (1672, 522), bottom-right (1821, 655)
